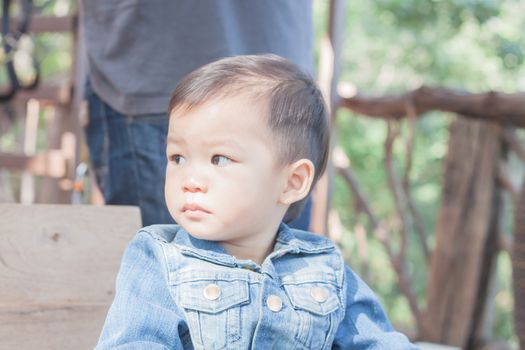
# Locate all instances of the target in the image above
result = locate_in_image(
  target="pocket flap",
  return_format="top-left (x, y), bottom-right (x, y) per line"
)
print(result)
top-left (178, 280), bottom-right (249, 313)
top-left (284, 283), bottom-right (340, 316)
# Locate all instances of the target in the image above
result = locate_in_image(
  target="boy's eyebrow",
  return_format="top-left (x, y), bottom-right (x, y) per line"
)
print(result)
top-left (204, 139), bottom-right (243, 149)
top-left (167, 135), bottom-right (242, 150)
top-left (166, 134), bottom-right (185, 145)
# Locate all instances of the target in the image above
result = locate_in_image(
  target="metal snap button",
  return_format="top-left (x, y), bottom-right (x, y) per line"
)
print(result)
top-left (203, 283), bottom-right (221, 301)
top-left (310, 286), bottom-right (328, 303)
top-left (266, 294), bottom-right (283, 312)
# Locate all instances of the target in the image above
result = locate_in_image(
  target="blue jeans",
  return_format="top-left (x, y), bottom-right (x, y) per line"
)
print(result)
top-left (84, 85), bottom-right (312, 229)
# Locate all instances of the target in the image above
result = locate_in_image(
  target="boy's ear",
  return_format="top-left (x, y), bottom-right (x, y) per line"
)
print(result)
top-left (279, 159), bottom-right (315, 205)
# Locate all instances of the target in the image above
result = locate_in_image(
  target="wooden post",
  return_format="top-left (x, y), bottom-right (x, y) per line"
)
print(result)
top-left (20, 99), bottom-right (40, 203)
top-left (311, 0), bottom-right (346, 234)
top-left (513, 178), bottom-right (525, 350)
top-left (420, 118), bottom-right (503, 348)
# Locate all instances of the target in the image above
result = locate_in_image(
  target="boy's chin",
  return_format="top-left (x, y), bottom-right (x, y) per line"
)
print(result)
top-left (179, 221), bottom-right (221, 240)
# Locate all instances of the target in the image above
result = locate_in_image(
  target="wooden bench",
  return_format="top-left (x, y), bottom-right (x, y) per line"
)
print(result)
top-left (0, 203), bottom-right (141, 349)
top-left (415, 342), bottom-right (461, 350)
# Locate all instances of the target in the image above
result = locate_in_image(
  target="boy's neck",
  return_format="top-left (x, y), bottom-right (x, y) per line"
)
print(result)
top-left (219, 226), bottom-right (280, 266)
top-left (222, 242), bottom-right (275, 266)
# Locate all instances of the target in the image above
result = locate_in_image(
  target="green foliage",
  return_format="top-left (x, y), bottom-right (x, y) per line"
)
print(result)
top-left (493, 252), bottom-right (518, 344)
top-left (314, 0), bottom-right (523, 344)
top-left (36, 33), bottom-right (72, 78)
top-left (336, 0), bottom-right (525, 91)
top-left (374, 0), bottom-right (500, 30)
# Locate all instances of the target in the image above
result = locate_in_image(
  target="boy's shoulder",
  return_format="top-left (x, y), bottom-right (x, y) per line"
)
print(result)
top-left (277, 226), bottom-right (346, 293)
top-left (137, 224), bottom-right (184, 244)
top-left (135, 224), bottom-right (229, 261)
top-left (281, 226), bottom-right (337, 253)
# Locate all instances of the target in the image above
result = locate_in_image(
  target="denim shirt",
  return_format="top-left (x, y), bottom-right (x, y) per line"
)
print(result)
top-left (96, 224), bottom-right (419, 349)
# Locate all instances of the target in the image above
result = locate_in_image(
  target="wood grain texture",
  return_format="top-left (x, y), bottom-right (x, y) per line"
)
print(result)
top-left (420, 120), bottom-right (502, 347)
top-left (0, 204), bottom-right (141, 349)
top-left (513, 184), bottom-right (525, 350)
top-left (0, 304), bottom-right (109, 349)
top-left (341, 86), bottom-right (525, 128)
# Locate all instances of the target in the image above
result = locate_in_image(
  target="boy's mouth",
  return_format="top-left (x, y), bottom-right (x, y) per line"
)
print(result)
top-left (182, 203), bottom-right (211, 214)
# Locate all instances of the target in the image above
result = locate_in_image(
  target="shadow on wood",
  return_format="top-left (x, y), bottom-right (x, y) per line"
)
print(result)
top-left (0, 204), bottom-right (141, 349)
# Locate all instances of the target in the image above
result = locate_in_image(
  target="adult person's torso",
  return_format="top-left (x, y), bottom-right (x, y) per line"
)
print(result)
top-left (81, 0), bottom-right (314, 115)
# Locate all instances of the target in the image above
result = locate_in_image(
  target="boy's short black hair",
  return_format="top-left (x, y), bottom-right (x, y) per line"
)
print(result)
top-left (169, 54), bottom-right (329, 223)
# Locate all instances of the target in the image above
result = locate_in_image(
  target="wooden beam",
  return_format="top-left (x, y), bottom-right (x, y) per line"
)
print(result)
top-left (14, 84), bottom-right (70, 105)
top-left (0, 151), bottom-right (68, 178)
top-left (340, 85), bottom-right (525, 128)
top-left (10, 15), bottom-right (75, 33)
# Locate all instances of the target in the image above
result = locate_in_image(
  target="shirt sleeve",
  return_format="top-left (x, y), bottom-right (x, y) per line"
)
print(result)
top-left (331, 265), bottom-right (420, 349)
top-left (95, 230), bottom-right (189, 349)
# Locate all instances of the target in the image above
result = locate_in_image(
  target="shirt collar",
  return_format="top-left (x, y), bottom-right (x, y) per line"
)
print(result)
top-left (172, 223), bottom-right (335, 267)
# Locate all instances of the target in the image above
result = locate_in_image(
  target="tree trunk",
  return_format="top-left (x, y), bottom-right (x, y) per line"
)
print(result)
top-left (420, 118), bottom-right (502, 348)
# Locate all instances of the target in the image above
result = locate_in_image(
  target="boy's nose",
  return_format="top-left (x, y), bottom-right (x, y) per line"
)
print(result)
top-left (182, 177), bottom-right (207, 193)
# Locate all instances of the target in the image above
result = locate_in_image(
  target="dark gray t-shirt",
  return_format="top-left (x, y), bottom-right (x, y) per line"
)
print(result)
top-left (81, 0), bottom-right (313, 115)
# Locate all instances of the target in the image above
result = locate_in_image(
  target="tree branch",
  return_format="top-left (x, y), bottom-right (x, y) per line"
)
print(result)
top-left (340, 85), bottom-right (525, 128)
top-left (333, 150), bottom-right (422, 327)
top-left (403, 101), bottom-right (431, 262)
top-left (384, 122), bottom-right (410, 263)
top-left (497, 162), bottom-right (519, 205)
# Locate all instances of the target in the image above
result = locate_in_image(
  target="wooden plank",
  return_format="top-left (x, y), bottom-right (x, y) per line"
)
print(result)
top-left (0, 204), bottom-right (141, 305)
top-left (0, 204), bottom-right (141, 349)
top-left (0, 304), bottom-right (108, 349)
top-left (415, 342), bottom-right (461, 350)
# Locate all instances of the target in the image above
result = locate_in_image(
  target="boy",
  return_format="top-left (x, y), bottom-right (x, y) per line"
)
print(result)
top-left (96, 55), bottom-right (418, 349)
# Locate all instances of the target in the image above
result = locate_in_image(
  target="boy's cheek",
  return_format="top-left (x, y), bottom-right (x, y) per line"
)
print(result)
top-left (164, 179), bottom-right (179, 205)
top-left (165, 165), bottom-right (180, 182)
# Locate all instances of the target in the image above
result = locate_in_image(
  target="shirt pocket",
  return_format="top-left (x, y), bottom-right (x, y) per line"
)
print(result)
top-left (284, 281), bottom-right (342, 349)
top-left (175, 279), bottom-right (250, 350)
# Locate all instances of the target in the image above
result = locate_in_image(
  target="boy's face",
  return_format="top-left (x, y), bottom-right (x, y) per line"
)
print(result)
top-left (165, 95), bottom-right (289, 247)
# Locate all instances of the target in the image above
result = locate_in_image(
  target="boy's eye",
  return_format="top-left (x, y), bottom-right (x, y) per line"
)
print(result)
top-left (211, 155), bottom-right (232, 166)
top-left (170, 154), bottom-right (186, 165)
